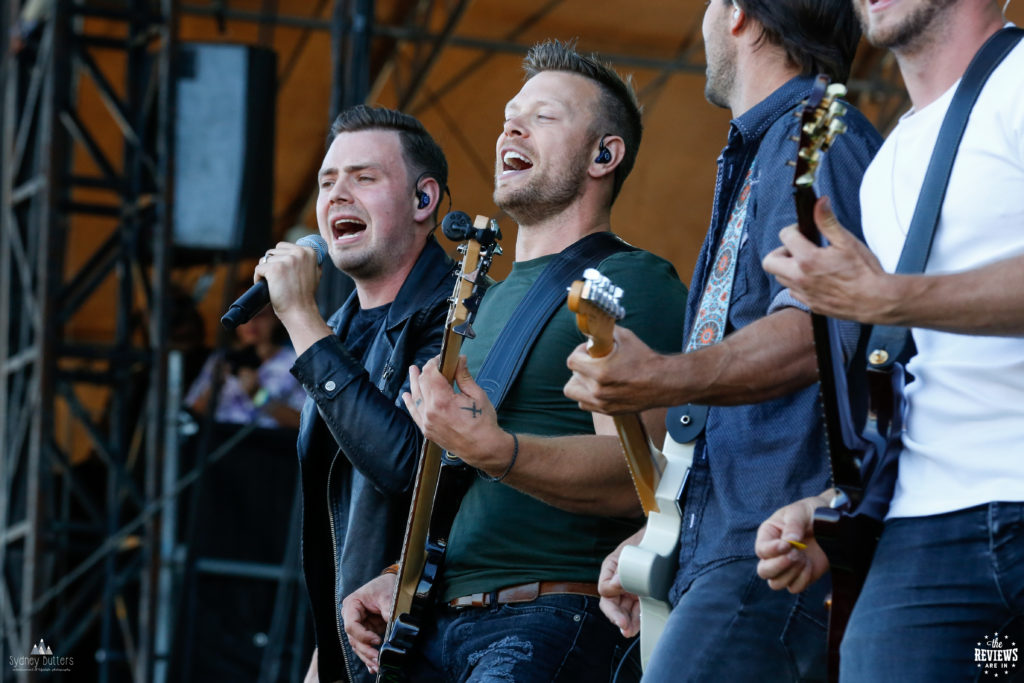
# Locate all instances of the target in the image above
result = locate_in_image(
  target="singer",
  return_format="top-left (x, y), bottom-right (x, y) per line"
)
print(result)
top-left (252, 105), bottom-right (458, 683)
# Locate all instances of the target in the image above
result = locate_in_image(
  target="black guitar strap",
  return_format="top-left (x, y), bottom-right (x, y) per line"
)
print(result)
top-left (866, 26), bottom-right (1023, 369)
top-left (475, 231), bottom-right (637, 412)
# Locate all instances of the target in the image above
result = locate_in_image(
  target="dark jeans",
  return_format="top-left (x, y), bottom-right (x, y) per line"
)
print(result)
top-left (842, 502), bottom-right (1024, 682)
top-left (405, 593), bottom-right (631, 682)
top-left (642, 558), bottom-right (829, 682)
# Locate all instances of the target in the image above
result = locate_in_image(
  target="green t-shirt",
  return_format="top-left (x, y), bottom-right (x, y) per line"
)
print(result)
top-left (441, 246), bottom-right (688, 601)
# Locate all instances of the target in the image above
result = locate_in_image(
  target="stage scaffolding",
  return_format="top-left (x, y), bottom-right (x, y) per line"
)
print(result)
top-left (1, 1), bottom-right (176, 680)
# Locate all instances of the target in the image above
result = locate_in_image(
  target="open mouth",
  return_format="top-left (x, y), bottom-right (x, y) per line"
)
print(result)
top-left (501, 149), bottom-right (534, 174)
top-left (331, 217), bottom-right (366, 242)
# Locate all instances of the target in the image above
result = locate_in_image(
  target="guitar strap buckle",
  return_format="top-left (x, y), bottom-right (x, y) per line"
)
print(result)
top-left (666, 404), bottom-right (708, 443)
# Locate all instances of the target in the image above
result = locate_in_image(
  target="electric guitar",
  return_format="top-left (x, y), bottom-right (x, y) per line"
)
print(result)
top-left (567, 268), bottom-right (694, 667)
top-left (376, 212), bottom-right (501, 683)
top-left (791, 75), bottom-right (883, 682)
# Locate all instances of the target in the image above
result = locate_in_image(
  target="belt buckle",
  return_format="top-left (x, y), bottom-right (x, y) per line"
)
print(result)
top-left (451, 592), bottom-right (488, 609)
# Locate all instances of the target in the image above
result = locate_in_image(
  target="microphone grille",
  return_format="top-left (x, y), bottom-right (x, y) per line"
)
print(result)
top-left (296, 234), bottom-right (328, 267)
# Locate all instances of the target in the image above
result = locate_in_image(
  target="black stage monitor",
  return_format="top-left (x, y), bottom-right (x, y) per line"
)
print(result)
top-left (173, 44), bottom-right (276, 256)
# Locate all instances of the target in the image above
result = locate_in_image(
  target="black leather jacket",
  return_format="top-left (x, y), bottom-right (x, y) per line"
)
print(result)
top-left (290, 237), bottom-right (456, 682)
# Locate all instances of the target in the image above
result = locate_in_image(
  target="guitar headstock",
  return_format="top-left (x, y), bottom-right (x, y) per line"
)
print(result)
top-left (794, 76), bottom-right (848, 190)
top-left (792, 75), bottom-right (849, 241)
top-left (442, 211), bottom-right (501, 342)
top-left (567, 268), bottom-right (625, 358)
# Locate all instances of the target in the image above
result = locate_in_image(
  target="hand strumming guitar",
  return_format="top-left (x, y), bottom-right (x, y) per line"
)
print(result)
top-left (340, 573), bottom-right (396, 674)
top-left (598, 527), bottom-right (645, 638)
top-left (754, 490), bottom-right (835, 594)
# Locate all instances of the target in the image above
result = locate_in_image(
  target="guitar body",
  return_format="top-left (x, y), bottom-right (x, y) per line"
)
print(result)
top-left (813, 507), bottom-right (882, 682)
top-left (618, 433), bottom-right (694, 666)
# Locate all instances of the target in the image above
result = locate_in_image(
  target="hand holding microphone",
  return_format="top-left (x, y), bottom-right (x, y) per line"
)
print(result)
top-left (221, 234), bottom-right (329, 329)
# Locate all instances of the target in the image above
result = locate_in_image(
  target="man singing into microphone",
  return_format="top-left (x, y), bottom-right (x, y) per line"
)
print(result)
top-left (252, 105), bottom-right (458, 683)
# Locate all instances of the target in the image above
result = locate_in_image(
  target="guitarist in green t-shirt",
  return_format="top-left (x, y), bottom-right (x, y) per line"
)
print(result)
top-left (340, 40), bottom-right (687, 681)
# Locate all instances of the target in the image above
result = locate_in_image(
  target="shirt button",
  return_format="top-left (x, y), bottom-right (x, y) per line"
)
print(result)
top-left (324, 380), bottom-right (336, 392)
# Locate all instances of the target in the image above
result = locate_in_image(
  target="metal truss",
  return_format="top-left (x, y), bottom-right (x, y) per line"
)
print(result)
top-left (0, 1), bottom-right (174, 680)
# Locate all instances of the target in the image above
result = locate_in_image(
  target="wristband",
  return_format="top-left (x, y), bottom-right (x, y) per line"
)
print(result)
top-left (479, 433), bottom-right (518, 483)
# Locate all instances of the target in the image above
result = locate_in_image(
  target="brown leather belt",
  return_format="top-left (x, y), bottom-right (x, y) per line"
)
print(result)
top-left (447, 581), bottom-right (599, 609)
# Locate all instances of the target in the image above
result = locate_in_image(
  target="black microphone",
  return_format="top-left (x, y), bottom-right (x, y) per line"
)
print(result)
top-left (220, 234), bottom-right (328, 330)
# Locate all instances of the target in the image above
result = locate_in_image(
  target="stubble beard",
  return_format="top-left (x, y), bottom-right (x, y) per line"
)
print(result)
top-left (493, 150), bottom-right (591, 226)
top-left (330, 240), bottom-right (385, 281)
top-left (704, 39), bottom-right (735, 110)
top-left (856, 0), bottom-right (958, 53)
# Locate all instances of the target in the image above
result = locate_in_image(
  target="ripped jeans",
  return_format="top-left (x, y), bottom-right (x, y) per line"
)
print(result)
top-left (405, 593), bottom-right (632, 682)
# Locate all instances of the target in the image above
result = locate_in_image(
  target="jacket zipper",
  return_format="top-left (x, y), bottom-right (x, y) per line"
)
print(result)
top-left (327, 455), bottom-right (356, 683)
top-left (379, 362), bottom-right (395, 390)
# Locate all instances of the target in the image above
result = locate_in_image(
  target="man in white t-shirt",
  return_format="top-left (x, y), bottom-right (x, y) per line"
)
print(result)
top-left (754, 0), bottom-right (1024, 680)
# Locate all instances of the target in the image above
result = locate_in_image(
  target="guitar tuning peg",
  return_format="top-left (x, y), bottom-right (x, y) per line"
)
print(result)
top-left (786, 160), bottom-right (797, 167)
top-left (826, 83), bottom-right (848, 99)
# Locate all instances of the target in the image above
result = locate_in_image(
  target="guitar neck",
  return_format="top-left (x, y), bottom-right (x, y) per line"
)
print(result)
top-left (613, 414), bottom-right (662, 515)
top-left (795, 186), bottom-right (862, 494)
top-left (567, 273), bottom-right (662, 516)
top-left (583, 336), bottom-right (662, 515)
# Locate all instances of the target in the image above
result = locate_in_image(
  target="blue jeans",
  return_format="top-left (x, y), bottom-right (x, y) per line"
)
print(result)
top-left (842, 502), bottom-right (1024, 682)
top-left (643, 558), bottom-right (830, 682)
top-left (405, 593), bottom-right (632, 682)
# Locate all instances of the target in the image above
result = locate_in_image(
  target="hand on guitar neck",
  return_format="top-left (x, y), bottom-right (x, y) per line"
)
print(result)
top-left (763, 196), bottom-right (893, 324)
top-left (754, 489), bottom-right (835, 593)
top-left (340, 572), bottom-right (398, 675)
top-left (565, 324), bottom-right (669, 416)
top-left (403, 354), bottom-right (512, 479)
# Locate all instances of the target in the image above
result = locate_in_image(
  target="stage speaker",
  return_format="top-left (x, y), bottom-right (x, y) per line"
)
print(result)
top-left (172, 44), bottom-right (276, 256)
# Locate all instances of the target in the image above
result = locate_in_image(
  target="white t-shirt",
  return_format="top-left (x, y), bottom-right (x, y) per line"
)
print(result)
top-left (859, 35), bottom-right (1024, 519)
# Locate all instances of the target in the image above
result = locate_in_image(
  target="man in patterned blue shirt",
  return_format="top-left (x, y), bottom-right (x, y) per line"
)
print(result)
top-left (565, 0), bottom-right (881, 679)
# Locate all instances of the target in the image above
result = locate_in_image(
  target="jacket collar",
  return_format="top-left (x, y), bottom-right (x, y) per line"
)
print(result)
top-left (334, 235), bottom-right (455, 329)
top-left (386, 235), bottom-right (455, 326)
